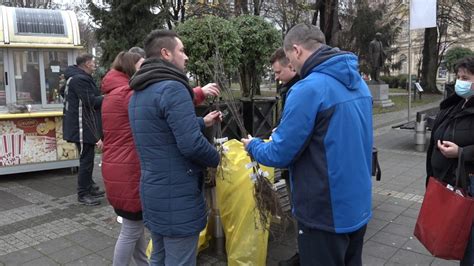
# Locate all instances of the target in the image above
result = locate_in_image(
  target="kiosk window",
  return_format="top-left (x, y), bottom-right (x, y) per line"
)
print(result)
top-left (13, 50), bottom-right (40, 105)
top-left (44, 51), bottom-right (68, 104)
top-left (0, 51), bottom-right (5, 106)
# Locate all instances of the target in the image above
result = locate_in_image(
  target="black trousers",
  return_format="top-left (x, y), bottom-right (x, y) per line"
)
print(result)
top-left (298, 223), bottom-right (367, 266)
top-left (75, 143), bottom-right (95, 197)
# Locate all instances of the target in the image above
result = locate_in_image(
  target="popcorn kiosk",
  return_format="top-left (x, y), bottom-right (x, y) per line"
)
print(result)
top-left (0, 6), bottom-right (82, 175)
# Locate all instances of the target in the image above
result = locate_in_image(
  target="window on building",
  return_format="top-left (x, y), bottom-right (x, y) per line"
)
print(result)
top-left (43, 51), bottom-right (68, 104)
top-left (400, 54), bottom-right (408, 74)
top-left (13, 50), bottom-right (41, 105)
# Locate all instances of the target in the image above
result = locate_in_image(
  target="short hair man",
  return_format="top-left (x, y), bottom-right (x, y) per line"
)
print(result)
top-left (270, 47), bottom-right (301, 266)
top-left (270, 47), bottom-right (300, 114)
top-left (128, 30), bottom-right (220, 266)
top-left (62, 53), bottom-right (105, 206)
top-left (127, 45), bottom-right (221, 104)
top-left (243, 23), bottom-right (373, 266)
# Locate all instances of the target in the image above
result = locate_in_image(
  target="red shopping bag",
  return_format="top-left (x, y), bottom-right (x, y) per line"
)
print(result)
top-left (414, 149), bottom-right (474, 260)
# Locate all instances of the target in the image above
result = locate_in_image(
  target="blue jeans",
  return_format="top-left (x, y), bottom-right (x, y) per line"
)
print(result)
top-left (149, 232), bottom-right (199, 266)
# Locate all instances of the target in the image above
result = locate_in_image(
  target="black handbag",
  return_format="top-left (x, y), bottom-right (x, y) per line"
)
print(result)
top-left (372, 147), bottom-right (381, 181)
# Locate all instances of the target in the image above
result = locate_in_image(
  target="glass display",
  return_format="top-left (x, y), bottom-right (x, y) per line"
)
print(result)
top-left (44, 51), bottom-right (68, 104)
top-left (13, 50), bottom-right (40, 105)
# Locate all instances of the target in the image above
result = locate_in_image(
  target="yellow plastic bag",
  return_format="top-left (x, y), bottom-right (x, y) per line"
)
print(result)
top-left (216, 139), bottom-right (274, 266)
top-left (145, 223), bottom-right (210, 258)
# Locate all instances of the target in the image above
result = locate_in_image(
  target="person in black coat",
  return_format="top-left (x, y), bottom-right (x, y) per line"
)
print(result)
top-left (62, 53), bottom-right (104, 206)
top-left (426, 56), bottom-right (474, 265)
top-left (270, 47), bottom-right (300, 266)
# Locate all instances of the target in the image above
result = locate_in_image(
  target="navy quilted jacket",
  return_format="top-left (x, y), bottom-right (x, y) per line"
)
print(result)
top-left (128, 80), bottom-right (220, 237)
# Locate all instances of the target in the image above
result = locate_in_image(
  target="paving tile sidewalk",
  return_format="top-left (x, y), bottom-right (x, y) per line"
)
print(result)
top-left (0, 101), bottom-right (460, 265)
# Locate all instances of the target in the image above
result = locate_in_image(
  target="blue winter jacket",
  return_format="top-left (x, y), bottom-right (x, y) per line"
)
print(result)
top-left (248, 46), bottom-right (373, 233)
top-left (128, 79), bottom-right (220, 237)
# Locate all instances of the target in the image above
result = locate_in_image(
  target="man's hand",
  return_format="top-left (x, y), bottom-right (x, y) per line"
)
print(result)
top-left (203, 111), bottom-right (222, 127)
top-left (241, 135), bottom-right (254, 151)
top-left (201, 83), bottom-right (220, 97)
top-left (96, 139), bottom-right (104, 151)
top-left (437, 140), bottom-right (459, 158)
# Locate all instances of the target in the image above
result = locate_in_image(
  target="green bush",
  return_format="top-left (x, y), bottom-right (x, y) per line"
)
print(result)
top-left (398, 74), bottom-right (408, 90)
top-left (380, 76), bottom-right (398, 89)
top-left (445, 47), bottom-right (474, 72)
top-left (176, 16), bottom-right (242, 84)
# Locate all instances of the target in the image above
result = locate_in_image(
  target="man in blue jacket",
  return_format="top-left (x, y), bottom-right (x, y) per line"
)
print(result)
top-left (242, 23), bottom-right (373, 266)
top-left (128, 30), bottom-right (220, 266)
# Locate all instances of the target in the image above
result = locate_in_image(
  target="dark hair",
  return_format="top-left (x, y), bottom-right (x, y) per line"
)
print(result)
top-left (270, 48), bottom-right (290, 66)
top-left (454, 56), bottom-right (474, 75)
top-left (143, 30), bottom-right (179, 59)
top-left (283, 23), bottom-right (326, 52)
top-left (76, 53), bottom-right (94, 66)
top-left (111, 51), bottom-right (143, 78)
top-left (128, 47), bottom-right (146, 58)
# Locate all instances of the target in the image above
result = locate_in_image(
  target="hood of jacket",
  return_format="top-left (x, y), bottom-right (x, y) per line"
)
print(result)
top-left (64, 65), bottom-right (91, 80)
top-left (129, 58), bottom-right (193, 99)
top-left (300, 45), bottom-right (361, 91)
top-left (101, 69), bottom-right (130, 94)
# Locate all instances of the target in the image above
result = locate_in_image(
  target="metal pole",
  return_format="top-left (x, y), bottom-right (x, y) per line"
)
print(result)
top-left (407, 0), bottom-right (412, 122)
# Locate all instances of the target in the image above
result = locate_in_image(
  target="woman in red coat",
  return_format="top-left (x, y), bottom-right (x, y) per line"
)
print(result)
top-left (101, 51), bottom-right (147, 266)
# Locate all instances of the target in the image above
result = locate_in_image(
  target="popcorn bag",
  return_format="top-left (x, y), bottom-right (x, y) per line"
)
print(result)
top-left (0, 132), bottom-right (25, 166)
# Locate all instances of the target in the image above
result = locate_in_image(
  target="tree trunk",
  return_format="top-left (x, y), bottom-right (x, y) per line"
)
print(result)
top-left (421, 28), bottom-right (439, 93)
top-left (240, 66), bottom-right (251, 97)
top-left (320, 0), bottom-right (340, 46)
top-left (253, 0), bottom-right (260, 16)
top-left (234, 0), bottom-right (249, 16)
top-left (311, 0), bottom-right (340, 46)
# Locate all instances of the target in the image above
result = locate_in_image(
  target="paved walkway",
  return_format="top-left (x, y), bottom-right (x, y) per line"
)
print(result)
top-left (0, 100), bottom-right (461, 265)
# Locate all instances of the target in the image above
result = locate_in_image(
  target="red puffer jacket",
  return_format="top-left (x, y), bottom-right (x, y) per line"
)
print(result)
top-left (101, 69), bottom-right (142, 220)
top-left (101, 69), bottom-right (207, 220)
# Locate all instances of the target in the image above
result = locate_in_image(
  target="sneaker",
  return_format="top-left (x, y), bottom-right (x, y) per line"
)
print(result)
top-left (89, 188), bottom-right (105, 198)
top-left (78, 194), bottom-right (101, 206)
top-left (278, 253), bottom-right (299, 266)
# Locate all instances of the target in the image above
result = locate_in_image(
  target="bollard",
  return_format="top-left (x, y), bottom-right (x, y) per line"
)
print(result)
top-left (415, 113), bottom-right (427, 152)
top-left (206, 187), bottom-right (225, 255)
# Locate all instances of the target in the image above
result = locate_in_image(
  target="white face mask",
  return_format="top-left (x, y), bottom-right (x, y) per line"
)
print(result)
top-left (455, 79), bottom-right (474, 99)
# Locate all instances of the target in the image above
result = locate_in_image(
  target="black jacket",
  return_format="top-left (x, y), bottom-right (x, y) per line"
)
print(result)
top-left (278, 74), bottom-right (300, 111)
top-left (426, 95), bottom-right (474, 186)
top-left (62, 65), bottom-right (103, 144)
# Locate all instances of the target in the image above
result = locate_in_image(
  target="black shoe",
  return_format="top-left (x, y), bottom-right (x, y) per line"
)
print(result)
top-left (91, 183), bottom-right (100, 191)
top-left (278, 253), bottom-right (300, 266)
top-left (78, 194), bottom-right (101, 206)
top-left (89, 188), bottom-right (105, 198)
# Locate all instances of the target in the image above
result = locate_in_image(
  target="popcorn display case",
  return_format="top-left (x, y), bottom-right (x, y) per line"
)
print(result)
top-left (0, 6), bottom-right (83, 175)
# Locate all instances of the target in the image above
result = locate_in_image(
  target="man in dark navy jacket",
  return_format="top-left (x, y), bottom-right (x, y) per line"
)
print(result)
top-left (128, 30), bottom-right (220, 266)
top-left (62, 54), bottom-right (104, 206)
top-left (243, 24), bottom-right (373, 266)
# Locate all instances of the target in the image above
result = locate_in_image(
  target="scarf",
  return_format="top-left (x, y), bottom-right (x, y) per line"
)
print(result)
top-left (129, 58), bottom-right (193, 99)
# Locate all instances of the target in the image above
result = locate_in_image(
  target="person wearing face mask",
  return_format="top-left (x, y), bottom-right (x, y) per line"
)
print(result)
top-left (426, 56), bottom-right (474, 265)
top-left (101, 51), bottom-right (148, 266)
